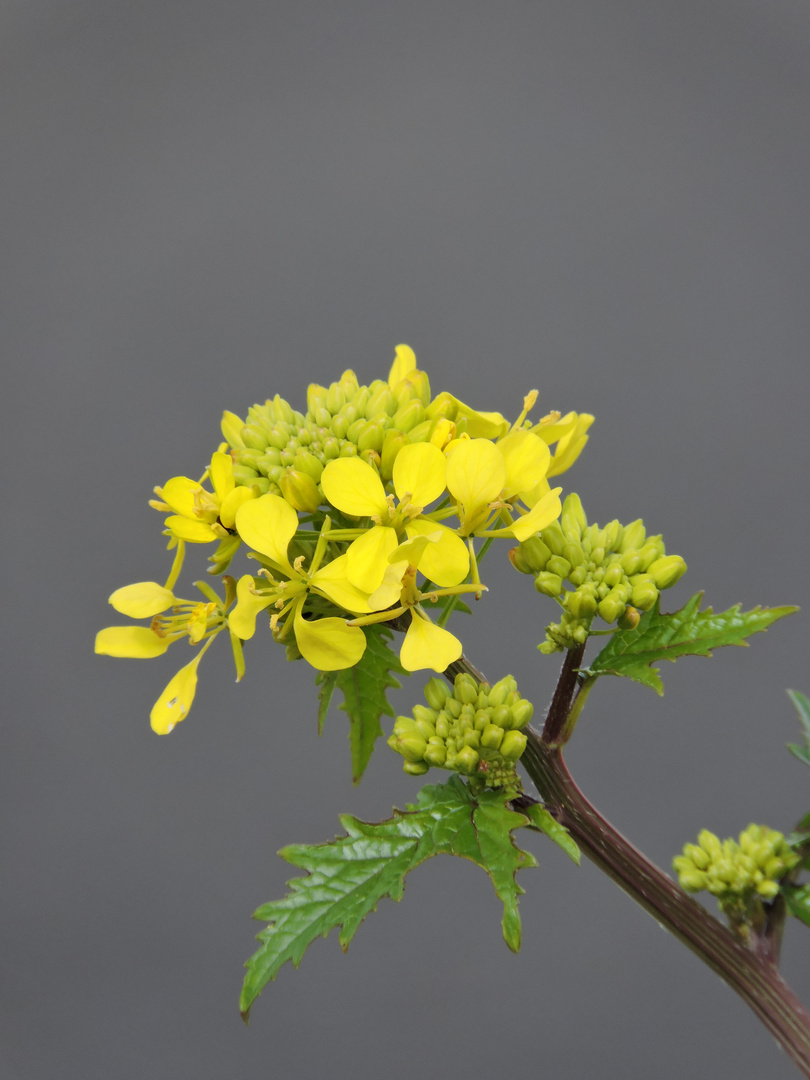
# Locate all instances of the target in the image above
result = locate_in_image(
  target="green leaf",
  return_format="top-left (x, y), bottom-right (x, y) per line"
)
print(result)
top-left (240, 776), bottom-right (539, 1019)
top-left (787, 690), bottom-right (810, 767)
top-left (784, 883), bottom-right (810, 928)
top-left (316, 625), bottom-right (407, 783)
top-left (582, 593), bottom-right (797, 696)
top-left (523, 803), bottom-right (581, 865)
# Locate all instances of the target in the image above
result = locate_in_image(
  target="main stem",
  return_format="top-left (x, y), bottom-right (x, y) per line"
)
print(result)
top-left (448, 653), bottom-right (810, 1076)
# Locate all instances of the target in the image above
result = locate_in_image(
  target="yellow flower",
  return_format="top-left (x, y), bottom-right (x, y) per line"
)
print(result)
top-left (150, 651), bottom-right (205, 734)
top-left (534, 411), bottom-right (594, 477)
top-left (233, 493), bottom-right (368, 669)
top-left (152, 450), bottom-right (256, 544)
top-left (320, 443), bottom-right (469, 594)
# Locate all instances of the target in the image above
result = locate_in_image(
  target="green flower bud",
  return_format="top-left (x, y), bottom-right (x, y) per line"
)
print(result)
top-left (619, 519), bottom-right (646, 553)
top-left (473, 709), bottom-right (490, 731)
top-left (620, 550), bottom-right (643, 576)
top-left (330, 414), bottom-right (349, 440)
top-left (357, 420), bottom-right (386, 454)
top-left (380, 431), bottom-right (409, 482)
top-left (535, 572), bottom-right (563, 597)
top-left (455, 746), bottom-right (480, 774)
top-left (232, 464), bottom-right (260, 484)
top-left (404, 418), bottom-right (432, 443)
top-left (648, 555), bottom-right (687, 590)
top-left (306, 383), bottom-right (328, 416)
top-left (454, 673), bottom-right (479, 704)
top-left (499, 730), bottom-right (527, 761)
top-left (541, 522), bottom-right (566, 557)
top-left (445, 697), bottom-right (462, 718)
top-left (293, 451), bottom-right (324, 483)
top-left (403, 760), bottom-right (430, 776)
top-left (339, 442), bottom-right (358, 457)
top-left (617, 606), bottom-right (640, 630)
top-left (366, 384), bottom-right (397, 418)
top-left (487, 677), bottom-right (512, 707)
top-left (597, 592), bottom-right (627, 624)
top-left (242, 423), bottom-right (270, 451)
top-left (391, 399), bottom-right (425, 432)
top-left (326, 383), bottom-right (346, 415)
top-left (481, 724), bottom-right (505, 750)
top-left (510, 699), bottom-right (534, 728)
top-left (413, 704), bottom-right (438, 726)
top-left (423, 743), bottom-right (447, 767)
top-left (630, 578), bottom-right (659, 611)
top-left (603, 520), bottom-right (623, 551)
top-left (519, 536), bottom-right (553, 573)
top-left (221, 410), bottom-right (247, 448)
top-left (279, 469), bottom-right (322, 513)
top-left (602, 562), bottom-right (624, 588)
top-left (546, 555), bottom-right (571, 580)
top-left (679, 871), bottom-right (708, 892)
top-left (561, 493), bottom-right (587, 538)
top-left (491, 704), bottom-right (511, 729)
top-left (339, 369), bottom-right (360, 397)
top-left (568, 589), bottom-right (597, 619)
top-left (435, 716), bottom-right (450, 740)
top-left (424, 677), bottom-right (451, 710)
top-left (396, 733), bottom-right (428, 763)
top-left (508, 547), bottom-right (533, 574)
top-left (590, 546), bottom-right (605, 567)
top-left (322, 436), bottom-right (341, 460)
top-left (563, 541), bottom-right (585, 569)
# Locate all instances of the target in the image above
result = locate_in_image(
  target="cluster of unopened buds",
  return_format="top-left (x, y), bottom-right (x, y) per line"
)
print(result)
top-left (673, 825), bottom-right (799, 932)
top-left (388, 673), bottom-right (532, 792)
top-left (96, 345), bottom-right (594, 733)
top-left (510, 493), bottom-right (687, 652)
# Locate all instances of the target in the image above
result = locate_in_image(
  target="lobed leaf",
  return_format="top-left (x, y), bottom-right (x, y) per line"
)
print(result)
top-left (784, 883), bottom-right (810, 929)
top-left (240, 776), bottom-right (541, 1019)
top-left (316, 625), bottom-right (407, 783)
top-left (523, 803), bottom-right (581, 865)
top-left (583, 593), bottom-right (797, 696)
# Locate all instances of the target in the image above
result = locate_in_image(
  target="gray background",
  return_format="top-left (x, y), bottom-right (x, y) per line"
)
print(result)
top-left (4, 2), bottom-right (810, 1078)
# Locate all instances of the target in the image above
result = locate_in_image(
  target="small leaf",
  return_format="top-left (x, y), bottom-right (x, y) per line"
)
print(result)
top-left (787, 690), bottom-right (810, 767)
top-left (784, 883), bottom-right (810, 928)
top-left (315, 625), bottom-right (407, 781)
top-left (583, 593), bottom-right (797, 696)
top-left (240, 776), bottom-right (540, 1018)
top-left (523, 803), bottom-right (581, 864)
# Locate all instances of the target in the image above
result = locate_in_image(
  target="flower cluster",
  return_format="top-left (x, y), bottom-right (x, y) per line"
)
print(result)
top-left (388, 673), bottom-right (532, 792)
top-left (96, 346), bottom-right (592, 732)
top-left (510, 493), bottom-right (687, 652)
top-left (674, 825), bottom-right (800, 932)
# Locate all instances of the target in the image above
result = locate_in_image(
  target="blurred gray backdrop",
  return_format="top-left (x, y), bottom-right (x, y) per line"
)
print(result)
top-left (4, 2), bottom-right (810, 1078)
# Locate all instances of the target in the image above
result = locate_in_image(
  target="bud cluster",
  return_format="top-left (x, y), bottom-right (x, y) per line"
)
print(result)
top-left (388, 673), bottom-right (533, 791)
top-left (223, 368), bottom-right (466, 510)
top-left (673, 825), bottom-right (799, 926)
top-left (510, 493), bottom-right (686, 652)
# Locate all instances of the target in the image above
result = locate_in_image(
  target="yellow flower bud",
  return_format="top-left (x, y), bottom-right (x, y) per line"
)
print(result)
top-left (648, 555), bottom-right (687, 590)
top-left (455, 746), bottom-right (480, 774)
top-left (499, 730), bottom-right (527, 761)
top-left (279, 469), bottom-right (322, 514)
top-left (535, 572), bottom-right (563, 597)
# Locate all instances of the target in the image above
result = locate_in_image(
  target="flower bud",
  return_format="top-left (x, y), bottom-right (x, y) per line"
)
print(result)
top-left (326, 382), bottom-right (345, 415)
top-left (541, 522), bottom-right (566, 556)
top-left (279, 469), bottom-right (322, 513)
top-left (357, 420), bottom-right (386, 454)
top-left (509, 547), bottom-right (532, 574)
top-left (396, 733), bottom-right (428, 763)
top-left (563, 541), bottom-right (585, 569)
top-left (424, 677), bottom-right (451, 710)
top-left (480, 724), bottom-right (505, 750)
top-left (423, 743), bottom-right (447, 767)
top-left (603, 520), bottom-right (623, 551)
top-left (455, 746), bottom-right (480, 774)
top-left (597, 593), bottom-right (627, 624)
top-left (648, 555), bottom-right (687, 590)
top-left (413, 704), bottom-right (438, 727)
top-left (403, 761), bottom-right (430, 776)
top-left (630, 578), bottom-right (659, 611)
top-left (380, 430), bottom-right (409, 482)
top-left (491, 704), bottom-right (511, 729)
top-left (561, 493), bottom-right (587, 538)
top-left (499, 730), bottom-right (527, 761)
top-left (510, 699), bottom-right (534, 728)
top-left (293, 451), bottom-right (324, 483)
top-left (535, 572), bottom-right (563, 597)
top-left (487, 677), bottom-right (512, 707)
top-left (518, 536), bottom-right (553, 573)
top-left (619, 519), bottom-right (646, 553)
top-left (391, 399), bottom-right (425, 433)
top-left (454, 673), bottom-right (479, 704)
top-left (221, 410), bottom-right (246, 448)
top-left (307, 383), bottom-right (328, 416)
top-left (366, 384), bottom-right (397, 418)
top-left (618, 606), bottom-right (640, 630)
top-left (242, 424), bottom-right (270, 451)
top-left (330, 414), bottom-right (349, 440)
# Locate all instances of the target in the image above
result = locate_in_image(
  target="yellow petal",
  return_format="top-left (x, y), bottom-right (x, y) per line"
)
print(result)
top-left (392, 442), bottom-right (446, 508)
top-left (405, 520), bottom-right (470, 587)
top-left (108, 582), bottom-right (176, 619)
top-left (320, 457), bottom-right (388, 518)
top-left (517, 476), bottom-right (551, 508)
top-left (234, 493), bottom-right (298, 573)
top-left (498, 429), bottom-right (551, 498)
top-left (165, 515), bottom-right (219, 543)
top-left (150, 654), bottom-right (203, 734)
top-left (293, 603), bottom-right (367, 670)
top-left (310, 555), bottom-right (373, 614)
top-left (390, 533), bottom-right (434, 567)
top-left (95, 626), bottom-right (170, 658)
top-left (427, 393), bottom-right (509, 439)
top-left (547, 414), bottom-right (594, 476)
top-left (219, 485), bottom-right (256, 529)
top-left (388, 343), bottom-right (417, 388)
top-left (209, 450), bottom-right (235, 502)
top-left (445, 439), bottom-right (506, 511)
top-left (400, 612), bottom-right (462, 672)
top-left (228, 575), bottom-right (275, 639)
top-left (160, 476), bottom-right (203, 517)
top-left (367, 561), bottom-right (407, 610)
top-left (346, 525), bottom-right (397, 593)
top-left (510, 487), bottom-right (563, 542)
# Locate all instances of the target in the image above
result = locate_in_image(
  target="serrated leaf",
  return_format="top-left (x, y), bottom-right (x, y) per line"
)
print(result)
top-left (523, 803), bottom-right (581, 864)
top-left (317, 625), bottom-right (407, 783)
top-left (241, 776), bottom-right (538, 1018)
top-left (582, 593), bottom-right (797, 696)
top-left (784, 883), bottom-right (810, 928)
top-left (787, 690), bottom-right (810, 767)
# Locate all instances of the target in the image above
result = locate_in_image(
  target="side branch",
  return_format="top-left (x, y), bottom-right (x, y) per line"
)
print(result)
top-left (521, 734), bottom-right (810, 1077)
